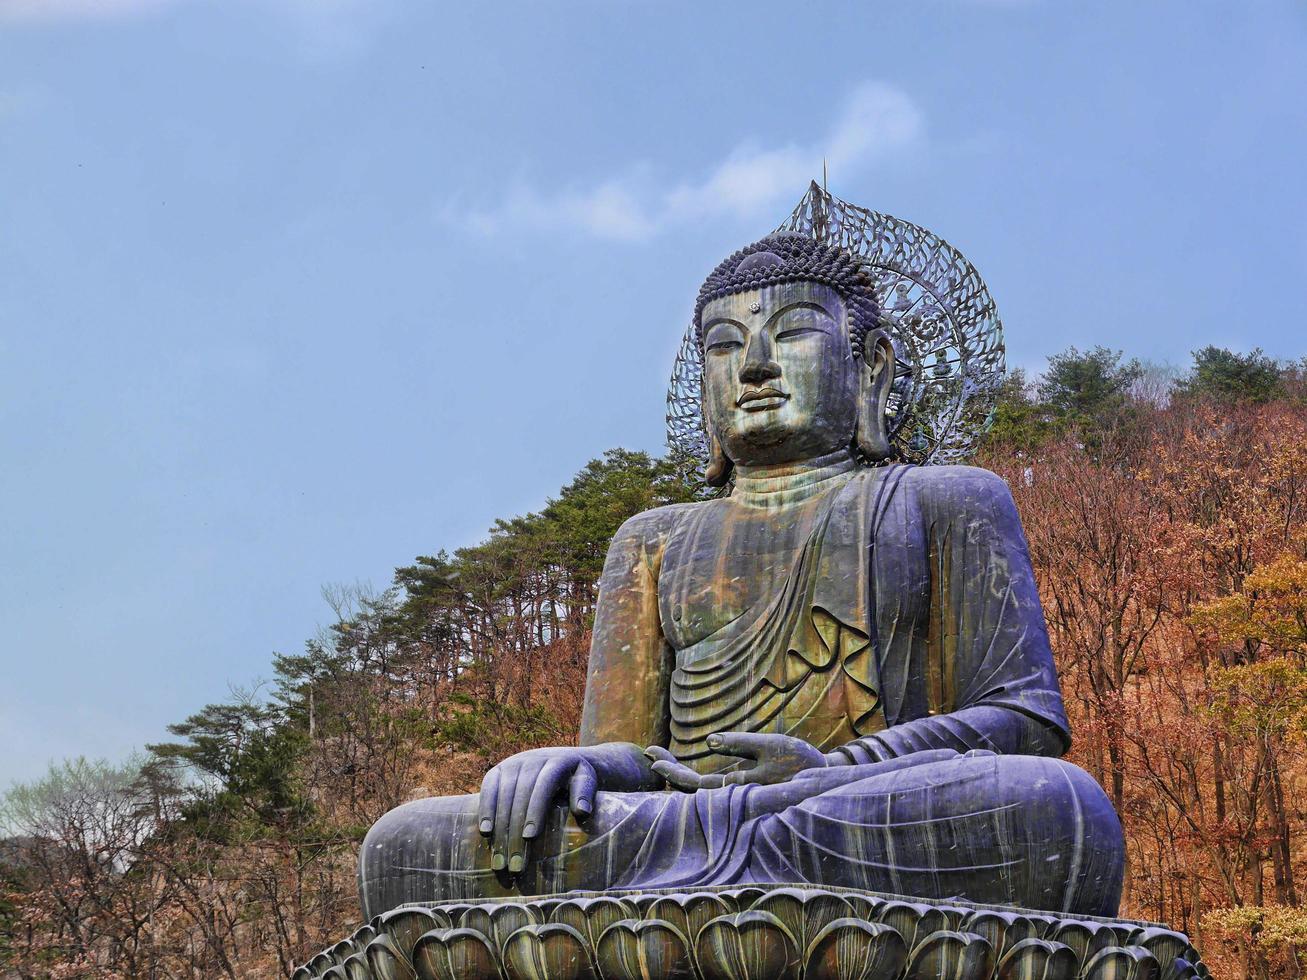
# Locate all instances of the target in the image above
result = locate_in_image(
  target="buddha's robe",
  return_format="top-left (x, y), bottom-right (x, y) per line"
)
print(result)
top-left (358, 462), bottom-right (1124, 918)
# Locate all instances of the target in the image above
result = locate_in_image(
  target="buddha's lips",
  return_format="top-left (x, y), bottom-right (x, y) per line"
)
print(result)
top-left (737, 387), bottom-right (789, 408)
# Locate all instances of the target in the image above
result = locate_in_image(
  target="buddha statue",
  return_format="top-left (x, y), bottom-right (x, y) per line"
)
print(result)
top-left (358, 231), bottom-right (1125, 922)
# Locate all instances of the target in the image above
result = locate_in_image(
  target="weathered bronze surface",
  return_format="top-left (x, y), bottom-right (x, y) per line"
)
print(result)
top-left (357, 227), bottom-right (1127, 930)
top-left (295, 885), bottom-right (1210, 980)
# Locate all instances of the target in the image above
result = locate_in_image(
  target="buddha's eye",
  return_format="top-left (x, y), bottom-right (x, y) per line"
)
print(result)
top-left (775, 326), bottom-right (822, 342)
top-left (704, 323), bottom-right (745, 353)
top-left (706, 339), bottom-right (743, 353)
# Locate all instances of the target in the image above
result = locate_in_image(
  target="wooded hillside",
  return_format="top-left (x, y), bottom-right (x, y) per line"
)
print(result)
top-left (3, 347), bottom-right (1304, 979)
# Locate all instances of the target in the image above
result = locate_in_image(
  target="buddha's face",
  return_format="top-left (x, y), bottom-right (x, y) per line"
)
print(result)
top-left (701, 280), bottom-right (859, 468)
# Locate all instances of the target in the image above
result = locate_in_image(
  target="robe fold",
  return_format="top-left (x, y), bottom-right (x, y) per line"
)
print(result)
top-left (653, 463), bottom-right (1070, 766)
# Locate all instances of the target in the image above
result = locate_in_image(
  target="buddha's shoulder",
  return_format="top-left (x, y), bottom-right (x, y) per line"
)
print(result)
top-left (854, 463), bottom-right (1016, 513)
top-left (610, 500), bottom-right (702, 548)
top-left (896, 462), bottom-right (1013, 496)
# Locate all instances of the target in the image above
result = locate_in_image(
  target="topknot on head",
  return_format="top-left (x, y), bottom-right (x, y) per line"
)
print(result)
top-left (694, 232), bottom-right (882, 357)
top-left (733, 250), bottom-right (785, 276)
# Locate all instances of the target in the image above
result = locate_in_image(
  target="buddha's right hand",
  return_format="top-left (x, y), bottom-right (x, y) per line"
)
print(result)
top-left (644, 733), bottom-right (828, 790)
top-left (476, 742), bottom-right (656, 877)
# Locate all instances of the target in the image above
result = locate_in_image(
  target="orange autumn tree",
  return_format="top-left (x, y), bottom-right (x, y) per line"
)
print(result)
top-left (1193, 554), bottom-right (1307, 978)
top-left (983, 365), bottom-right (1307, 977)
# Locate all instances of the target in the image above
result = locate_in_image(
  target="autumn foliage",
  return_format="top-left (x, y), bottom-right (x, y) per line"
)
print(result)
top-left (979, 361), bottom-right (1307, 979)
top-left (2, 352), bottom-right (1304, 978)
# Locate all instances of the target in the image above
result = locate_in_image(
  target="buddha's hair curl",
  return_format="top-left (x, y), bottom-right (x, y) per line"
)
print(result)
top-left (694, 231), bottom-right (883, 359)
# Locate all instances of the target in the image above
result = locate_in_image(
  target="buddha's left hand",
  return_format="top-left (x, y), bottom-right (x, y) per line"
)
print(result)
top-left (644, 732), bottom-right (827, 791)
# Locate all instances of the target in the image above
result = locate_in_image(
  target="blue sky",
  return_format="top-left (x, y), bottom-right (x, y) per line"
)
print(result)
top-left (1, 0), bottom-right (1304, 786)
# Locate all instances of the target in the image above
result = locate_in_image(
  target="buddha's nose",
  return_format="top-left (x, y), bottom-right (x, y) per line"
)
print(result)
top-left (739, 334), bottom-right (781, 384)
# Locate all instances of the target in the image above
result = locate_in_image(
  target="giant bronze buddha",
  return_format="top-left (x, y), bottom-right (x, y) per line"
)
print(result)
top-left (357, 221), bottom-right (1125, 923)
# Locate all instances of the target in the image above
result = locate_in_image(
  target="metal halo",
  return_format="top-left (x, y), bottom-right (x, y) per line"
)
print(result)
top-left (667, 182), bottom-right (1005, 492)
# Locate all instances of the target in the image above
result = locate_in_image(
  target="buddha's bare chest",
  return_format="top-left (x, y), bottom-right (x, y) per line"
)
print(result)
top-left (657, 502), bottom-right (825, 650)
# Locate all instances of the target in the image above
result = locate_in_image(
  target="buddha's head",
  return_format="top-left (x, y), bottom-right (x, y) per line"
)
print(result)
top-left (694, 232), bottom-right (896, 485)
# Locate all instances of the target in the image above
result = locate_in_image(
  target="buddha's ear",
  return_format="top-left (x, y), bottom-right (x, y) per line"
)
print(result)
top-left (855, 328), bottom-right (897, 463)
top-left (703, 400), bottom-right (734, 487)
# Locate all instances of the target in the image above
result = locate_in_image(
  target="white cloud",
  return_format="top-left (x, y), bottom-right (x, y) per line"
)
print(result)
top-left (0, 0), bottom-right (381, 29)
top-left (459, 81), bottom-right (924, 243)
top-left (0, 0), bottom-right (176, 22)
top-left (1, 0), bottom-right (391, 66)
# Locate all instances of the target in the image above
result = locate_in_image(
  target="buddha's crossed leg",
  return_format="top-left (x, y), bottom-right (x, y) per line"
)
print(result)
top-left (358, 750), bottom-right (1123, 919)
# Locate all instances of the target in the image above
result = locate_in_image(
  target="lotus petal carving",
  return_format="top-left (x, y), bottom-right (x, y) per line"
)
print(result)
top-left (695, 910), bottom-right (801, 980)
top-left (1130, 928), bottom-right (1196, 980)
top-left (750, 886), bottom-right (854, 950)
top-left (291, 886), bottom-right (1207, 980)
top-left (1079, 945), bottom-right (1162, 980)
top-left (550, 897), bottom-right (637, 948)
top-left (432, 903), bottom-right (475, 926)
top-left (412, 927), bottom-right (500, 980)
top-left (995, 938), bottom-right (1077, 980)
top-left (803, 917), bottom-right (908, 980)
top-left (595, 917), bottom-right (696, 980)
top-left (643, 892), bottom-right (732, 946)
top-left (1048, 921), bottom-right (1116, 967)
top-left (876, 900), bottom-right (950, 951)
top-left (341, 952), bottom-right (371, 980)
top-left (459, 902), bottom-right (542, 953)
top-left (330, 938), bottom-right (360, 962)
top-left (1020, 915), bottom-right (1059, 939)
top-left (501, 922), bottom-right (598, 980)
top-left (365, 932), bottom-right (419, 980)
top-left (963, 911), bottom-right (1040, 961)
top-left (720, 886), bottom-right (767, 911)
top-left (375, 908), bottom-right (439, 960)
top-left (904, 929), bottom-right (995, 980)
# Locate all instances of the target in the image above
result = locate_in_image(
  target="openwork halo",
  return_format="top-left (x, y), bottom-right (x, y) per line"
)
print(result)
top-left (667, 183), bottom-right (1006, 492)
